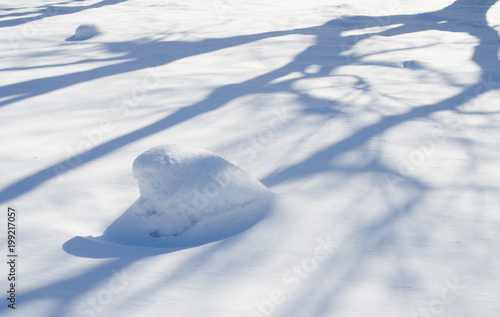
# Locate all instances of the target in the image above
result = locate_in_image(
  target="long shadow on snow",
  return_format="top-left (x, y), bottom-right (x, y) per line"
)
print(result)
top-left (2, 1), bottom-right (498, 207)
top-left (0, 0), bottom-right (129, 28)
top-left (263, 0), bottom-right (500, 187)
top-left (0, 1), bottom-right (499, 315)
top-left (5, 236), bottom-right (244, 317)
top-left (270, 1), bottom-right (500, 315)
top-left (0, 12), bottom-right (437, 202)
top-left (0, 18), bottom-right (369, 203)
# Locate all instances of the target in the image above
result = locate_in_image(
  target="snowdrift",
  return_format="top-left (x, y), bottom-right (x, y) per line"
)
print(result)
top-left (66, 23), bottom-right (101, 41)
top-left (100, 144), bottom-right (273, 247)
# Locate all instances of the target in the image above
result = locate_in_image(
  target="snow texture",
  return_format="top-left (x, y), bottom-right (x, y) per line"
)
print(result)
top-left (1, 0), bottom-right (500, 316)
top-left (102, 145), bottom-right (272, 247)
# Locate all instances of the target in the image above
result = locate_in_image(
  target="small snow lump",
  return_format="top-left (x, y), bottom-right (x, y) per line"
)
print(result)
top-left (103, 144), bottom-right (272, 247)
top-left (67, 24), bottom-right (100, 41)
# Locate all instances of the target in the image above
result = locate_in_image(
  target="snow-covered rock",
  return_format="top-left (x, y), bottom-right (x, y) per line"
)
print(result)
top-left (102, 144), bottom-right (273, 247)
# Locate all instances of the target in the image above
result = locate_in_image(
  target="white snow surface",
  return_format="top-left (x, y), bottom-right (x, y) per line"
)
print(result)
top-left (103, 144), bottom-right (272, 246)
top-left (1, 0), bottom-right (500, 316)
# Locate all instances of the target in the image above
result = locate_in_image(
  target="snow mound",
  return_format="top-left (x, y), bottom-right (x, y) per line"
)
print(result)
top-left (67, 24), bottom-right (100, 41)
top-left (102, 145), bottom-right (273, 247)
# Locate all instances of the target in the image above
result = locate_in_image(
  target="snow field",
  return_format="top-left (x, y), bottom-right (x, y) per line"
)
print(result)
top-left (0, 0), bottom-right (500, 316)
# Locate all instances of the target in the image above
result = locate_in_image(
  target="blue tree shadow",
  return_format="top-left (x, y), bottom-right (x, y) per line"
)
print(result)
top-left (0, 1), bottom-right (498, 315)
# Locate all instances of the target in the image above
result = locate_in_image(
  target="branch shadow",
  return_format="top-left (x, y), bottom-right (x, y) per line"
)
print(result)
top-left (1, 0), bottom-right (499, 315)
top-left (266, 1), bottom-right (500, 315)
top-left (0, 22), bottom-right (344, 203)
top-left (4, 236), bottom-right (233, 317)
top-left (0, 0), bottom-right (129, 28)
